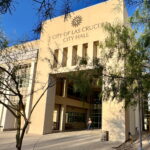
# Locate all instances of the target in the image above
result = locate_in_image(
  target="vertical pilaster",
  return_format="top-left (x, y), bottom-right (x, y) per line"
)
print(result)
top-left (0, 103), bottom-right (4, 130)
top-left (87, 42), bottom-right (94, 65)
top-left (67, 46), bottom-right (73, 67)
top-left (25, 62), bottom-right (36, 119)
top-left (59, 104), bottom-right (66, 131)
top-left (43, 77), bottom-right (56, 134)
top-left (77, 44), bottom-right (83, 60)
top-left (58, 48), bottom-right (63, 67)
top-left (62, 79), bottom-right (67, 98)
top-left (0, 100), bottom-right (8, 130)
top-left (29, 75), bottom-right (56, 134)
top-left (0, 72), bottom-right (8, 130)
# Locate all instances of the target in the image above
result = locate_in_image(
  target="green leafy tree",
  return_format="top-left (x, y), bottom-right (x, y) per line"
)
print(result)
top-left (129, 1), bottom-right (150, 149)
top-left (67, 65), bottom-right (103, 102)
top-left (67, 22), bottom-right (149, 150)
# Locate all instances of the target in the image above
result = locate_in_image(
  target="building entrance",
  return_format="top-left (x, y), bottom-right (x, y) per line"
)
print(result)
top-left (90, 91), bottom-right (102, 129)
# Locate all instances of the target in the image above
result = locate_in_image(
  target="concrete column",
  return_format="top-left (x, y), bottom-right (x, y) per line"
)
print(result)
top-left (25, 62), bottom-right (36, 119)
top-left (0, 73), bottom-right (8, 130)
top-left (87, 42), bottom-right (94, 65)
top-left (0, 100), bottom-right (7, 130)
top-left (29, 76), bottom-right (56, 134)
top-left (62, 79), bottom-right (67, 98)
top-left (0, 103), bottom-right (4, 129)
top-left (58, 48), bottom-right (63, 67)
top-left (43, 76), bottom-right (56, 134)
top-left (59, 104), bottom-right (66, 131)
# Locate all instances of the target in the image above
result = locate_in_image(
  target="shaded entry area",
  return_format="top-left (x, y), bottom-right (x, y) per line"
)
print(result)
top-left (52, 71), bottom-right (102, 131)
top-left (53, 103), bottom-right (87, 131)
top-left (52, 95), bottom-right (102, 131)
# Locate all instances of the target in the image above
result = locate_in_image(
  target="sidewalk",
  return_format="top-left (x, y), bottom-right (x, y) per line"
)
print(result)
top-left (112, 133), bottom-right (150, 150)
top-left (0, 130), bottom-right (120, 150)
top-left (0, 130), bottom-right (149, 150)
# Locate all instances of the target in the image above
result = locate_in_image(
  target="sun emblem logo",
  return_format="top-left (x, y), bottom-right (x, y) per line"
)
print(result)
top-left (71, 16), bottom-right (82, 27)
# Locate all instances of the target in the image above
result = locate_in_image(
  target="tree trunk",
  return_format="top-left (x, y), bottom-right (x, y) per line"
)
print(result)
top-left (16, 115), bottom-right (21, 150)
top-left (19, 121), bottom-right (29, 150)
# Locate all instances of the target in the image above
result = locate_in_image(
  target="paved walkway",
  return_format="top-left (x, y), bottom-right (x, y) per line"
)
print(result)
top-left (0, 130), bottom-right (150, 150)
top-left (0, 130), bottom-right (121, 150)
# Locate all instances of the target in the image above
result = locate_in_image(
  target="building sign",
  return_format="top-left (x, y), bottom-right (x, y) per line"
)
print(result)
top-left (50, 22), bottom-right (101, 42)
top-left (71, 16), bottom-right (82, 27)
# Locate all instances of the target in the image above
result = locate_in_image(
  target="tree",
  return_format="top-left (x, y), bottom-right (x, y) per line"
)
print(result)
top-left (129, 1), bottom-right (150, 149)
top-left (0, 41), bottom-right (55, 150)
top-left (65, 22), bottom-right (149, 149)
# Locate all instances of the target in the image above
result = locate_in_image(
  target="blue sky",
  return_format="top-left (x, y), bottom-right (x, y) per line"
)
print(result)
top-left (1, 0), bottom-right (135, 44)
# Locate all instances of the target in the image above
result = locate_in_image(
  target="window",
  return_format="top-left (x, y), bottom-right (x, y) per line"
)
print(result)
top-left (53, 49), bottom-right (59, 68)
top-left (16, 64), bottom-right (31, 88)
top-left (82, 43), bottom-right (88, 58)
top-left (0, 70), bottom-right (4, 89)
top-left (66, 112), bottom-right (86, 123)
top-left (93, 41), bottom-right (100, 65)
top-left (72, 46), bottom-right (78, 66)
top-left (93, 41), bottom-right (99, 58)
top-left (62, 48), bottom-right (68, 67)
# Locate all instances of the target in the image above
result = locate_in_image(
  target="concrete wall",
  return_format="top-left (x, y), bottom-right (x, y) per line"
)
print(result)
top-left (0, 40), bottom-right (39, 131)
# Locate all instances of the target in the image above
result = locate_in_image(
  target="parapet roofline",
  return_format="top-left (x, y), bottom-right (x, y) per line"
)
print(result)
top-left (42, 0), bottom-right (110, 24)
top-left (4, 40), bottom-right (40, 51)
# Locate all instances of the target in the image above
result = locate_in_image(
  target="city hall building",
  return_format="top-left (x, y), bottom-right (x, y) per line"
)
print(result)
top-left (0, 0), bottom-right (148, 142)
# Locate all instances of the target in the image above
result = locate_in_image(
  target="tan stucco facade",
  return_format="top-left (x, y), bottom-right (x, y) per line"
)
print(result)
top-left (29, 0), bottom-right (126, 142)
top-left (0, 40), bottom-right (39, 131)
top-left (0, 0), bottom-right (142, 142)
